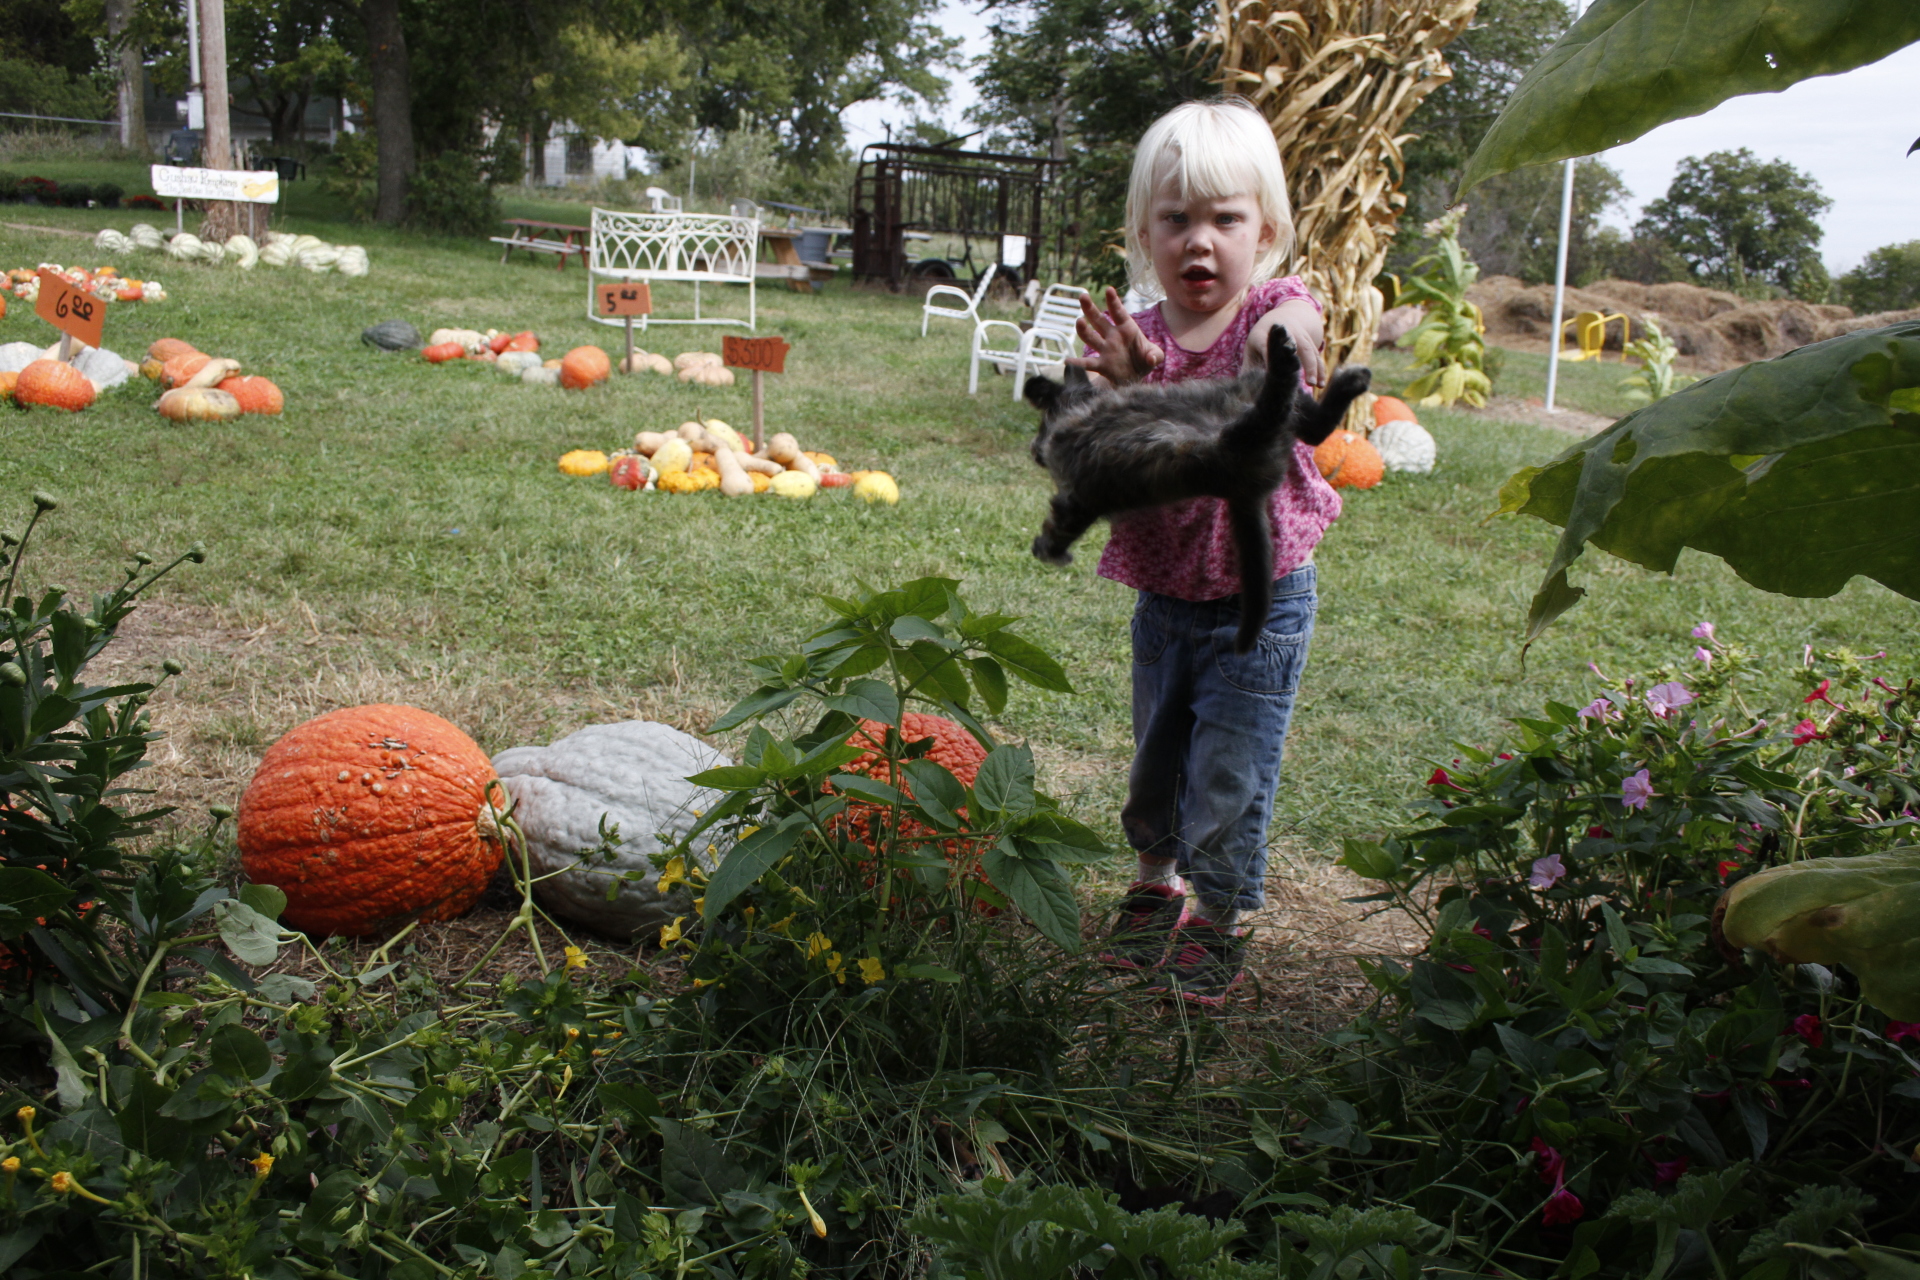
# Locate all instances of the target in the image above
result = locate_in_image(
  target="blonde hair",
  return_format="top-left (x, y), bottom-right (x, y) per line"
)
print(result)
top-left (1124, 98), bottom-right (1294, 300)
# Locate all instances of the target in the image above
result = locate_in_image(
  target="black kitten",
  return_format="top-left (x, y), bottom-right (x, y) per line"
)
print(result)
top-left (1022, 327), bottom-right (1371, 653)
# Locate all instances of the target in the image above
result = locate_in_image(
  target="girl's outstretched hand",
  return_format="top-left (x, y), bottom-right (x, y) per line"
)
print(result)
top-left (1246, 297), bottom-right (1327, 388)
top-left (1067, 287), bottom-right (1163, 387)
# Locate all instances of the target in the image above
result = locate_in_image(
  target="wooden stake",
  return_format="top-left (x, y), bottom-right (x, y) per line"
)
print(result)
top-left (57, 334), bottom-right (73, 363)
top-left (752, 370), bottom-right (765, 451)
top-left (624, 315), bottom-right (635, 369)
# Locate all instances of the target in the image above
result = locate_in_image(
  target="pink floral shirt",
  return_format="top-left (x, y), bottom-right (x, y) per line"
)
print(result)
top-left (1095, 277), bottom-right (1341, 601)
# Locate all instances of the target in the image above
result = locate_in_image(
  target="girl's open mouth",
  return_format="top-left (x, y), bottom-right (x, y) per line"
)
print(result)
top-left (1181, 267), bottom-right (1217, 283)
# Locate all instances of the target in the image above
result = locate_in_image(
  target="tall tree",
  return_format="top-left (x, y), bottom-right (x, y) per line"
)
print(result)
top-left (1838, 240), bottom-right (1920, 314)
top-left (1635, 148), bottom-right (1832, 297)
top-left (361, 0), bottom-right (413, 223)
top-left (105, 0), bottom-right (146, 150)
top-left (227, 0), bottom-right (353, 148)
top-left (198, 0), bottom-right (239, 241)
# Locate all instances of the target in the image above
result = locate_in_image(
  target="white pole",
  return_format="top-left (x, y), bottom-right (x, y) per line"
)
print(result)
top-left (1543, 0), bottom-right (1587, 414)
top-left (1544, 156), bottom-right (1576, 413)
top-left (184, 0), bottom-right (203, 132)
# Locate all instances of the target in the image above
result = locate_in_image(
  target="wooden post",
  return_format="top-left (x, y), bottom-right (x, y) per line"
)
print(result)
top-left (57, 334), bottom-right (73, 363)
top-left (198, 0), bottom-right (237, 242)
top-left (752, 371), bottom-right (765, 452)
top-left (624, 316), bottom-right (634, 370)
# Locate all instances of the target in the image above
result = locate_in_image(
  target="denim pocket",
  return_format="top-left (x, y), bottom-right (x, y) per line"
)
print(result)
top-left (1213, 590), bottom-right (1314, 694)
top-left (1131, 595), bottom-right (1172, 666)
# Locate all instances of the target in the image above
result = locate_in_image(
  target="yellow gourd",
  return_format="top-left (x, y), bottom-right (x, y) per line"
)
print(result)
top-left (651, 439), bottom-right (693, 475)
top-left (853, 472), bottom-right (899, 505)
top-left (703, 419), bottom-right (745, 453)
top-left (558, 450), bottom-right (610, 476)
top-left (769, 470), bottom-right (817, 499)
top-left (656, 470), bottom-right (700, 494)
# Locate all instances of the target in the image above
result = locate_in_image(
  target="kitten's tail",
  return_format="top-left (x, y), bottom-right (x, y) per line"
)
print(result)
top-left (1228, 496), bottom-right (1275, 655)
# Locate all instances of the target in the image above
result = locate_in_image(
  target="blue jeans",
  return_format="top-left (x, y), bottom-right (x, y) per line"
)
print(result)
top-left (1122, 565), bottom-right (1317, 917)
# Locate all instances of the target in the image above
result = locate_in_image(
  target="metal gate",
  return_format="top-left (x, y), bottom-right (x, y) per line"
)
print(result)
top-left (850, 143), bottom-right (1075, 290)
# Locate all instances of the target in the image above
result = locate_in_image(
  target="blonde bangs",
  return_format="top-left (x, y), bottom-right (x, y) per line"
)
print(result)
top-left (1125, 99), bottom-right (1295, 299)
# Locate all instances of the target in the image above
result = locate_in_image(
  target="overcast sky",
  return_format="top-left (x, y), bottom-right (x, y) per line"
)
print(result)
top-left (843, 6), bottom-right (1917, 275)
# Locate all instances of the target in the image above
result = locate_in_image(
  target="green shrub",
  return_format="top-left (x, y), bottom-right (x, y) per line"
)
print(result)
top-left (55, 181), bottom-right (90, 208)
top-left (0, 172), bottom-right (16, 202)
top-left (1400, 208), bottom-right (1493, 408)
top-left (92, 181), bottom-right (122, 208)
top-left (1619, 316), bottom-right (1693, 406)
top-left (406, 150), bottom-right (500, 237)
top-left (1838, 240), bottom-right (1920, 315)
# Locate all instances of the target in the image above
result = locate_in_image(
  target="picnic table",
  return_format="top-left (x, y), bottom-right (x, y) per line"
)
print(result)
top-left (758, 227), bottom-right (839, 294)
top-left (493, 218), bottom-right (590, 270)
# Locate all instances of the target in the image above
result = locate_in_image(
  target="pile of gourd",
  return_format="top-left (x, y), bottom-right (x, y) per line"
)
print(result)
top-left (559, 419), bottom-right (899, 503)
top-left (139, 337), bottom-right (285, 421)
top-left (619, 349), bottom-right (735, 386)
top-left (95, 226), bottom-right (369, 276)
top-left (1311, 394), bottom-right (1438, 490)
top-left (6, 263), bottom-right (167, 305)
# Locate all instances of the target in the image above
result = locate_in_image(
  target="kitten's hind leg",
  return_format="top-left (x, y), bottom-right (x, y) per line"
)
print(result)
top-left (1226, 497), bottom-right (1275, 654)
top-left (1033, 492), bottom-right (1099, 566)
top-left (1295, 366), bottom-right (1373, 446)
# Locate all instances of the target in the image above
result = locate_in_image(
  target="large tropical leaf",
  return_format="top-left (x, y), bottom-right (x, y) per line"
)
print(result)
top-left (1460, 0), bottom-right (1920, 192)
top-left (1496, 322), bottom-right (1920, 644)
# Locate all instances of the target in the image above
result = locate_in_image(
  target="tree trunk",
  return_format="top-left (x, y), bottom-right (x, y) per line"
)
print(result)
top-left (198, 0), bottom-right (239, 241)
top-left (364, 0), bottom-right (415, 225)
top-left (106, 0), bottom-right (147, 154)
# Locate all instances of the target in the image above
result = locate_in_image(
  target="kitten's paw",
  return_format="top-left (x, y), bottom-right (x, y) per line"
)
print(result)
top-left (1032, 537), bottom-right (1073, 567)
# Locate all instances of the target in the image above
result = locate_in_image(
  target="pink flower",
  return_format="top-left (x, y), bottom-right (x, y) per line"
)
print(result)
top-left (1646, 682), bottom-right (1695, 718)
top-left (1587, 825), bottom-right (1612, 838)
top-left (1542, 1188), bottom-right (1585, 1226)
top-left (1529, 854), bottom-right (1567, 890)
top-left (1530, 1138), bottom-right (1566, 1186)
top-left (1693, 647), bottom-right (1713, 664)
top-left (1428, 767), bottom-right (1466, 791)
top-left (1884, 1021), bottom-right (1920, 1044)
top-left (1804, 679), bottom-right (1837, 707)
top-left (1578, 697), bottom-right (1618, 722)
top-left (1790, 1014), bottom-right (1824, 1048)
top-left (1691, 622), bottom-right (1715, 642)
top-left (1716, 860), bottom-right (1741, 883)
top-left (1621, 769), bottom-right (1656, 811)
top-left (1650, 1155), bottom-right (1689, 1184)
top-left (1790, 719), bottom-right (1825, 747)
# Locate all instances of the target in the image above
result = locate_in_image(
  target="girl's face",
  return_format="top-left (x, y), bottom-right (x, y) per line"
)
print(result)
top-left (1143, 185), bottom-right (1275, 317)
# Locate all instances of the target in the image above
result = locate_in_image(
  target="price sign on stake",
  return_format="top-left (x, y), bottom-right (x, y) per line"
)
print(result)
top-left (596, 282), bottom-right (654, 368)
top-left (723, 335), bottom-right (792, 450)
top-left (35, 268), bottom-right (104, 356)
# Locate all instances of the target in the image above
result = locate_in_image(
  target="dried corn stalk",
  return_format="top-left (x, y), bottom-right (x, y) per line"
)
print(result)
top-left (1210, 0), bottom-right (1477, 401)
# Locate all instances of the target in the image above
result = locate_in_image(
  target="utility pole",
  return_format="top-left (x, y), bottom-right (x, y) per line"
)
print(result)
top-left (1544, 0), bottom-right (1588, 414)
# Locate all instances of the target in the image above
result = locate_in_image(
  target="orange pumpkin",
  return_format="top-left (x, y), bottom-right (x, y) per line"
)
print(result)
top-left (0, 294), bottom-right (6, 319)
top-left (833, 713), bottom-right (995, 905)
top-left (148, 338), bottom-right (197, 362)
top-left (217, 375), bottom-right (284, 415)
top-left (0, 371), bottom-right (16, 401)
top-left (559, 346), bottom-right (610, 389)
top-left (422, 342), bottom-right (465, 364)
top-left (116, 282), bottom-right (144, 302)
top-left (15, 360), bottom-right (95, 412)
top-left (237, 704), bottom-right (505, 936)
top-left (505, 331), bottom-right (539, 353)
top-left (1314, 429), bottom-right (1385, 490)
top-left (1372, 395), bottom-right (1416, 427)
top-left (156, 387), bottom-right (243, 421)
top-left (161, 351), bottom-right (213, 389)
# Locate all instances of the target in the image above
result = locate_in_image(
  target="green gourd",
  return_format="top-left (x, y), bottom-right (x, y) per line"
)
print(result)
top-left (361, 320), bottom-right (423, 352)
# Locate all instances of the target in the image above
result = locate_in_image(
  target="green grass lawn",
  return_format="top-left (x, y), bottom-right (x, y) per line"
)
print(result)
top-left (3, 173), bottom-right (1914, 869)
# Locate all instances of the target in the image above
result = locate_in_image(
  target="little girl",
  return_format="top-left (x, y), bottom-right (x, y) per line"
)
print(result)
top-left (1069, 98), bottom-right (1338, 1007)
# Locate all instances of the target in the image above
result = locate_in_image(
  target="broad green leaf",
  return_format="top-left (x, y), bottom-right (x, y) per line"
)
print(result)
top-left (1498, 323), bottom-right (1920, 643)
top-left (685, 765), bottom-right (770, 790)
top-left (30, 1007), bottom-right (87, 1109)
top-left (823, 677), bottom-right (900, 726)
top-left (966, 655), bottom-right (1009, 715)
top-left (889, 615), bottom-right (957, 649)
top-left (213, 899), bottom-right (283, 965)
top-left (982, 631), bottom-right (1073, 693)
top-left (1461, 0), bottom-right (1920, 192)
top-left (239, 882), bottom-right (287, 922)
top-left (974, 745), bottom-right (1037, 818)
top-left (982, 843), bottom-right (1081, 949)
top-left (596, 1080), bottom-right (662, 1121)
top-left (710, 685), bottom-right (802, 733)
top-left (900, 759), bottom-right (966, 830)
top-left (210, 1023), bottom-right (273, 1081)
top-left (0, 865), bottom-right (69, 937)
top-left (910, 640), bottom-right (973, 704)
top-left (1338, 837), bottom-right (1401, 882)
top-left (700, 817), bottom-right (806, 920)
top-left (828, 772), bottom-right (907, 806)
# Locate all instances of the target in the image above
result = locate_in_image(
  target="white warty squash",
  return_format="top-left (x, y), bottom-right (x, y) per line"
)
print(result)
top-left (1371, 417), bottom-right (1437, 474)
top-left (492, 721), bottom-right (735, 938)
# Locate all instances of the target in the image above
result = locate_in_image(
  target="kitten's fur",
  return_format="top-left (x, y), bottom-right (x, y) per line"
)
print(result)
top-left (1022, 327), bottom-right (1371, 653)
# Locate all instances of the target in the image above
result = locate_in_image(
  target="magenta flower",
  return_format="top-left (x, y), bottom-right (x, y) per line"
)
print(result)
top-left (1805, 679), bottom-right (1837, 707)
top-left (1694, 647), bottom-right (1713, 664)
top-left (1716, 860), bottom-right (1741, 883)
top-left (1645, 682), bottom-right (1695, 718)
top-left (1621, 768), bottom-right (1656, 811)
top-left (1529, 854), bottom-right (1567, 890)
top-left (1578, 697), bottom-right (1618, 722)
top-left (1428, 767), bottom-right (1467, 791)
top-left (1530, 1138), bottom-right (1566, 1185)
top-left (1790, 719), bottom-right (1825, 747)
top-left (1542, 1188), bottom-right (1585, 1226)
top-left (1691, 621), bottom-right (1715, 642)
top-left (1885, 1021), bottom-right (1920, 1044)
top-left (1790, 1014), bottom-right (1824, 1048)
top-left (1650, 1156), bottom-right (1689, 1184)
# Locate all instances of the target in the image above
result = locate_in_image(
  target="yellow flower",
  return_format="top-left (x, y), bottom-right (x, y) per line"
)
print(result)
top-left (770, 913), bottom-right (796, 935)
top-left (806, 931), bottom-right (833, 961)
top-left (691, 976), bottom-right (717, 989)
top-left (15, 1107), bottom-right (33, 1126)
top-left (1, 1157), bottom-right (18, 1172)
top-left (50, 1171), bottom-right (72, 1193)
top-left (824, 952), bottom-right (846, 984)
top-left (565, 1027), bottom-right (581, 1041)
top-left (657, 856), bottom-right (689, 894)
top-left (564, 945), bottom-right (589, 970)
top-left (659, 916), bottom-right (686, 948)
top-left (252, 1154), bottom-right (274, 1179)
top-left (857, 956), bottom-right (886, 985)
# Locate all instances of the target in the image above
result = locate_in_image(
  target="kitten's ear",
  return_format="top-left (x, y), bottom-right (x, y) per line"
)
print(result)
top-left (1063, 362), bottom-right (1090, 386)
top-left (1023, 375), bottom-right (1064, 413)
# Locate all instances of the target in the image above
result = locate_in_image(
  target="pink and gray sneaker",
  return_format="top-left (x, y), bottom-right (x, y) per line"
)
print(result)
top-left (1148, 920), bottom-right (1248, 1007)
top-left (1098, 882), bottom-right (1191, 971)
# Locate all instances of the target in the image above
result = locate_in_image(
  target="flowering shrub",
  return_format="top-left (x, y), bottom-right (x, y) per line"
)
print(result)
top-left (124, 194), bottom-right (168, 211)
top-left (1232, 624), bottom-right (1920, 1275)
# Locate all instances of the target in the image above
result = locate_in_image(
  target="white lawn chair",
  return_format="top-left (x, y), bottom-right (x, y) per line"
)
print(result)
top-left (969, 284), bottom-right (1088, 399)
top-left (921, 269), bottom-right (996, 337)
top-left (643, 186), bottom-right (682, 213)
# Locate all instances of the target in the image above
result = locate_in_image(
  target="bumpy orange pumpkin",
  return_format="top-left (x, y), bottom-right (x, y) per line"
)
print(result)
top-left (15, 359), bottom-right (95, 412)
top-left (559, 345), bottom-right (610, 389)
top-left (161, 351), bottom-right (213, 388)
top-left (217, 375), bottom-right (284, 415)
top-left (1314, 429), bottom-right (1385, 490)
top-left (422, 342), bottom-right (465, 364)
top-left (1372, 395), bottom-right (1416, 426)
top-left (149, 338), bottom-right (197, 362)
top-left (834, 713), bottom-right (994, 902)
top-left (0, 371), bottom-right (16, 401)
top-left (238, 704), bottom-right (504, 936)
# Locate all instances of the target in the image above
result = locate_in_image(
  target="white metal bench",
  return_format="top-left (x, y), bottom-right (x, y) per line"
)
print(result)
top-left (588, 206), bottom-right (759, 330)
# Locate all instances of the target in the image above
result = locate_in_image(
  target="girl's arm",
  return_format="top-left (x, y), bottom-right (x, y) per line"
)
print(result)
top-left (1246, 297), bottom-right (1327, 387)
top-left (1067, 286), bottom-right (1163, 388)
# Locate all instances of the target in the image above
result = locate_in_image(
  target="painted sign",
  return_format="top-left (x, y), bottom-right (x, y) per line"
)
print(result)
top-left (34, 269), bottom-right (105, 349)
top-left (149, 165), bottom-right (281, 204)
top-left (722, 335), bottom-right (791, 374)
top-left (595, 282), bottom-right (653, 317)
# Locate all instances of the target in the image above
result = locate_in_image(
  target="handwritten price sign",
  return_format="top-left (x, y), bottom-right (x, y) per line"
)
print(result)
top-left (722, 335), bottom-right (791, 374)
top-left (35, 269), bottom-right (104, 349)
top-left (595, 282), bottom-right (652, 318)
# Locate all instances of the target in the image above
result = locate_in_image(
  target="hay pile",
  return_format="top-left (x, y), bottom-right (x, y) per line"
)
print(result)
top-left (1461, 275), bottom-right (1917, 372)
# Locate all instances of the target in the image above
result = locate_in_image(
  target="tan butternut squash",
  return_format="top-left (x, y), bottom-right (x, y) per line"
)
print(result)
top-left (714, 447), bottom-right (754, 498)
